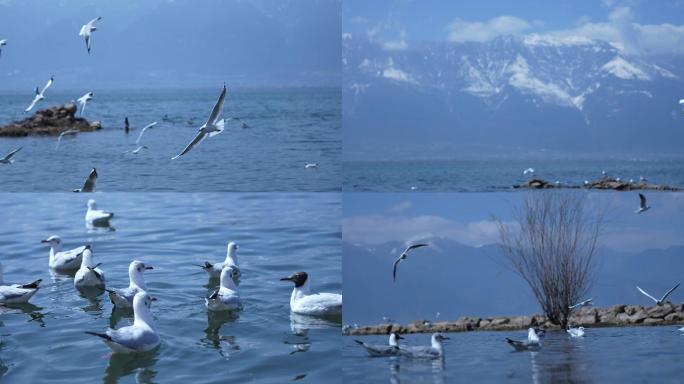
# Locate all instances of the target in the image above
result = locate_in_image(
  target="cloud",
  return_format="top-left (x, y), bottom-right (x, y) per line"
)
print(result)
top-left (382, 67), bottom-right (417, 84)
top-left (382, 30), bottom-right (408, 51)
top-left (386, 201), bottom-right (412, 214)
top-left (447, 16), bottom-right (531, 43)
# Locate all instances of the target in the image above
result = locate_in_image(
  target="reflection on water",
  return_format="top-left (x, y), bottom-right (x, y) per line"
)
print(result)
top-left (103, 349), bottom-right (159, 384)
top-left (202, 310), bottom-right (239, 350)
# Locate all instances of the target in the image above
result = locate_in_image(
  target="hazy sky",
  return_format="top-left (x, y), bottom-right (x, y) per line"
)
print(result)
top-left (0, 0), bottom-right (341, 90)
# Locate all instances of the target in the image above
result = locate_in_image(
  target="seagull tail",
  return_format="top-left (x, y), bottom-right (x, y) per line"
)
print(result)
top-left (209, 119), bottom-right (225, 137)
top-left (20, 279), bottom-right (42, 289)
top-left (354, 340), bottom-right (365, 346)
top-left (85, 331), bottom-right (112, 341)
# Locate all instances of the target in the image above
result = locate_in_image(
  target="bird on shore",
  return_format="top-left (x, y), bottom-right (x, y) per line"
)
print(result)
top-left (74, 248), bottom-right (105, 289)
top-left (106, 260), bottom-right (153, 309)
top-left (569, 298), bottom-right (593, 310)
top-left (637, 283), bottom-right (680, 306)
top-left (55, 129), bottom-right (79, 149)
top-left (567, 326), bottom-right (585, 338)
top-left (73, 168), bottom-right (98, 192)
top-left (199, 241), bottom-right (240, 279)
top-left (399, 333), bottom-right (449, 359)
top-left (77, 92), bottom-right (93, 117)
top-left (205, 266), bottom-right (242, 311)
top-left (85, 199), bottom-right (113, 227)
top-left (41, 236), bottom-right (89, 271)
top-left (0, 262), bottom-right (41, 304)
top-left (280, 271), bottom-right (342, 316)
top-left (392, 243), bottom-right (429, 282)
top-left (25, 76), bottom-right (53, 112)
top-left (86, 292), bottom-right (160, 353)
top-left (0, 146), bottom-right (22, 164)
top-left (506, 328), bottom-right (541, 351)
top-left (355, 333), bottom-right (404, 357)
top-left (135, 122), bottom-right (158, 145)
top-left (636, 193), bottom-right (650, 214)
top-left (172, 84), bottom-right (226, 159)
top-left (79, 17), bottom-right (101, 54)
top-left (0, 39), bottom-right (6, 57)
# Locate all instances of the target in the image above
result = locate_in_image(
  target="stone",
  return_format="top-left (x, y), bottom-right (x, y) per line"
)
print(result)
top-left (664, 313), bottom-right (683, 322)
top-left (643, 318), bottom-right (665, 325)
top-left (0, 103), bottom-right (102, 137)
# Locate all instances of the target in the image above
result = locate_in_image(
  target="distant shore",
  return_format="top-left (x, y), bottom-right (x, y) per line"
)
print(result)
top-left (514, 177), bottom-right (681, 191)
top-left (343, 303), bottom-right (684, 336)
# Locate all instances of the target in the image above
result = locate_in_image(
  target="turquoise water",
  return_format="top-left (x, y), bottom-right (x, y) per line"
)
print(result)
top-left (0, 192), bottom-right (341, 383)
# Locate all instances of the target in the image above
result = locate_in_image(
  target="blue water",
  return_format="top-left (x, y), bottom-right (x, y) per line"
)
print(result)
top-left (0, 88), bottom-right (340, 191)
top-left (344, 158), bottom-right (684, 192)
top-left (344, 327), bottom-right (684, 383)
top-left (0, 192), bottom-right (341, 383)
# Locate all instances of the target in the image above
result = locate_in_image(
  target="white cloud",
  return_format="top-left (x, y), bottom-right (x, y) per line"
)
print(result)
top-left (386, 201), bottom-right (412, 214)
top-left (382, 30), bottom-right (408, 51)
top-left (447, 16), bottom-right (531, 43)
top-left (382, 67), bottom-right (417, 84)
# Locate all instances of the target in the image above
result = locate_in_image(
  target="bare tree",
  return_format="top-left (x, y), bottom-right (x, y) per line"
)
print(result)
top-left (496, 192), bottom-right (604, 329)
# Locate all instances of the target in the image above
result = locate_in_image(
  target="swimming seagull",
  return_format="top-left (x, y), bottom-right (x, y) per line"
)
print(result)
top-left (135, 122), bottom-right (158, 145)
top-left (305, 163), bottom-right (318, 169)
top-left (77, 92), bottom-right (93, 117)
top-left (74, 248), bottom-right (105, 289)
top-left (523, 168), bottom-right (535, 176)
top-left (0, 262), bottom-right (41, 304)
top-left (205, 266), bottom-right (242, 311)
top-left (567, 326), bottom-right (585, 338)
top-left (86, 292), bottom-right (161, 353)
top-left (55, 129), bottom-right (79, 149)
top-left (41, 236), bottom-right (89, 271)
top-left (280, 271), bottom-right (342, 316)
top-left (636, 283), bottom-right (680, 306)
top-left (73, 168), bottom-right (98, 192)
top-left (0, 39), bottom-right (6, 57)
top-left (124, 117), bottom-right (130, 134)
top-left (0, 146), bottom-right (22, 164)
top-left (79, 17), bottom-right (101, 54)
top-left (506, 328), bottom-right (541, 351)
top-left (106, 260), bottom-right (153, 309)
top-left (25, 76), bottom-right (53, 112)
top-left (172, 84), bottom-right (226, 159)
top-left (635, 193), bottom-right (650, 214)
top-left (398, 333), bottom-right (449, 359)
top-left (85, 199), bottom-right (113, 227)
top-left (199, 241), bottom-right (240, 279)
top-left (355, 333), bottom-right (404, 357)
top-left (392, 243), bottom-right (429, 282)
top-left (569, 298), bottom-right (593, 310)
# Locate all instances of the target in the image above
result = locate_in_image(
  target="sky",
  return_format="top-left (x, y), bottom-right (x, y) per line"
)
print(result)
top-left (0, 0), bottom-right (341, 90)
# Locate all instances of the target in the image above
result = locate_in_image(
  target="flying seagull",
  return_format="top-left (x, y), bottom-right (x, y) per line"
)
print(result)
top-left (636, 193), bottom-right (650, 214)
top-left (305, 163), bottom-right (318, 169)
top-left (55, 129), bottom-right (79, 149)
top-left (131, 145), bottom-right (148, 154)
top-left (637, 283), bottom-right (680, 306)
top-left (0, 39), bottom-right (6, 57)
top-left (77, 92), bottom-right (93, 117)
top-left (135, 122), bottom-right (158, 145)
top-left (392, 243), bottom-right (429, 282)
top-left (25, 76), bottom-right (54, 112)
top-left (569, 298), bottom-right (593, 310)
top-left (79, 17), bottom-right (101, 54)
top-left (73, 168), bottom-right (98, 192)
top-left (523, 168), bottom-right (535, 175)
top-left (172, 84), bottom-right (226, 159)
top-left (0, 146), bottom-right (22, 164)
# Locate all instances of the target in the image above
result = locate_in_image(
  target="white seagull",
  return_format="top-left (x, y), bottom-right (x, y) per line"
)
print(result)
top-left (636, 193), bottom-right (650, 214)
top-left (135, 122), bottom-right (158, 145)
top-left (79, 17), bottom-right (102, 54)
top-left (354, 333), bottom-right (404, 357)
top-left (0, 262), bottom-right (41, 304)
top-left (0, 146), bottom-right (22, 164)
top-left (172, 84), bottom-right (226, 159)
top-left (74, 248), bottom-right (105, 289)
top-left (77, 92), bottom-right (94, 117)
top-left (85, 199), bottom-right (114, 227)
top-left (398, 333), bottom-right (450, 359)
top-left (106, 260), bottom-right (153, 309)
top-left (0, 39), bottom-right (6, 57)
top-left (280, 271), bottom-right (342, 316)
top-left (567, 326), bottom-right (585, 338)
top-left (506, 328), bottom-right (542, 351)
top-left (73, 168), bottom-right (98, 192)
top-left (523, 168), bottom-right (535, 176)
top-left (41, 236), bottom-right (89, 271)
top-left (305, 163), bottom-right (318, 169)
top-left (55, 129), bottom-right (79, 149)
top-left (679, 99), bottom-right (684, 106)
top-left (25, 76), bottom-right (53, 112)
top-left (392, 243), bottom-right (429, 282)
top-left (86, 292), bottom-right (161, 353)
top-left (199, 241), bottom-right (240, 279)
top-left (569, 298), bottom-right (593, 310)
top-left (205, 266), bottom-right (242, 311)
top-left (131, 145), bottom-right (148, 154)
top-left (637, 283), bottom-right (680, 306)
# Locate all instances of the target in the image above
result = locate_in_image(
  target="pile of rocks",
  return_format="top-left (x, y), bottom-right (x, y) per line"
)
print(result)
top-left (0, 103), bottom-right (102, 137)
top-left (514, 177), bottom-right (680, 191)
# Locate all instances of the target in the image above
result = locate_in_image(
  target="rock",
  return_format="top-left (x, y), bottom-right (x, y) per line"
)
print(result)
top-left (628, 310), bottom-right (648, 324)
top-left (625, 305), bottom-right (642, 316)
top-left (490, 317), bottom-right (510, 326)
top-left (647, 303), bottom-right (676, 319)
top-left (665, 313), bottom-right (683, 322)
top-left (0, 103), bottom-right (102, 137)
top-left (509, 316), bottom-right (532, 328)
top-left (643, 318), bottom-right (665, 325)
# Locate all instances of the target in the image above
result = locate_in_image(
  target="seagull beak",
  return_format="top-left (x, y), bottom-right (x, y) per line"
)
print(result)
top-left (280, 276), bottom-right (293, 282)
top-left (40, 239), bottom-right (49, 243)
top-left (144, 266), bottom-right (154, 270)
top-left (150, 297), bottom-right (158, 302)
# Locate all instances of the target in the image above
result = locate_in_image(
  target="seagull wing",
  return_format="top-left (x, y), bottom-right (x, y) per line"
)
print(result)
top-left (637, 286), bottom-right (659, 303)
top-left (81, 172), bottom-right (96, 192)
top-left (87, 16), bottom-right (102, 27)
top-left (25, 95), bottom-right (39, 112)
top-left (660, 283), bottom-right (680, 302)
top-left (4, 146), bottom-right (22, 160)
top-left (205, 84), bottom-right (226, 127)
top-left (135, 122), bottom-right (157, 145)
top-left (85, 34), bottom-right (91, 53)
top-left (639, 193), bottom-right (647, 209)
top-left (404, 243), bottom-right (429, 254)
top-left (172, 130), bottom-right (207, 159)
top-left (392, 257), bottom-right (402, 283)
top-left (41, 77), bottom-right (53, 95)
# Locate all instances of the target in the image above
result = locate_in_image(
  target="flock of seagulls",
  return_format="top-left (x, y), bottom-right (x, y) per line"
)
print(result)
top-left (356, 332), bottom-right (449, 359)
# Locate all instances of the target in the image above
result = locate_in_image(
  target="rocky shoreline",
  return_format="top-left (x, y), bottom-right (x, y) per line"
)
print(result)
top-left (0, 103), bottom-right (102, 137)
top-left (513, 177), bottom-right (681, 191)
top-left (343, 303), bottom-right (684, 336)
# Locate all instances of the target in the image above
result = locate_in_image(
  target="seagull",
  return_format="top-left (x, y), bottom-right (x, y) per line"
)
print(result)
top-left (639, 176), bottom-right (647, 183)
top-left (506, 328), bottom-right (541, 351)
top-left (85, 199), bottom-right (113, 227)
top-left (637, 283), bottom-right (680, 306)
top-left (398, 333), bottom-right (449, 359)
top-left (55, 129), bottom-right (79, 149)
top-left (679, 99), bottom-right (684, 106)
top-left (601, 170), bottom-right (607, 177)
top-left (0, 262), bottom-right (41, 304)
top-left (554, 180), bottom-right (561, 186)
top-left (280, 271), bottom-right (342, 316)
top-left (569, 298), bottom-right (593, 310)
top-left (41, 236), bottom-right (89, 271)
top-left (135, 122), bottom-right (158, 145)
top-left (382, 316), bottom-right (395, 323)
top-left (79, 17), bottom-right (101, 54)
top-left (355, 333), bottom-right (404, 357)
top-left (567, 326), bottom-right (585, 338)
top-left (74, 248), bottom-right (105, 289)
top-left (86, 292), bottom-right (161, 353)
top-left (205, 266), bottom-right (242, 311)
top-left (77, 92), bottom-right (93, 117)
top-left (124, 117), bottom-right (130, 134)
top-left (25, 76), bottom-right (53, 112)
top-left (131, 145), bottom-right (148, 154)
top-left (636, 193), bottom-right (650, 214)
top-left (106, 260), bottom-right (153, 309)
top-left (584, 180), bottom-right (590, 187)
top-left (172, 84), bottom-right (226, 159)
top-left (0, 146), bottom-right (22, 164)
top-left (0, 39), bottom-right (6, 57)
top-left (199, 241), bottom-right (240, 279)
top-left (305, 163), bottom-right (318, 169)
top-left (73, 168), bottom-right (98, 192)
top-left (629, 178), bottom-right (635, 184)
top-left (523, 168), bottom-right (535, 176)
top-left (392, 243), bottom-right (429, 282)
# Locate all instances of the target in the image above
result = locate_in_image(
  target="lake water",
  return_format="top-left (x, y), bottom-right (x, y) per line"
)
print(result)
top-left (344, 158), bottom-right (684, 192)
top-left (0, 192), bottom-right (341, 383)
top-left (0, 87), bottom-right (340, 192)
top-left (343, 326), bottom-right (684, 383)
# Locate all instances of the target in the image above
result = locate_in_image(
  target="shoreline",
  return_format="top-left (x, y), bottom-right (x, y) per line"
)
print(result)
top-left (513, 177), bottom-right (681, 191)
